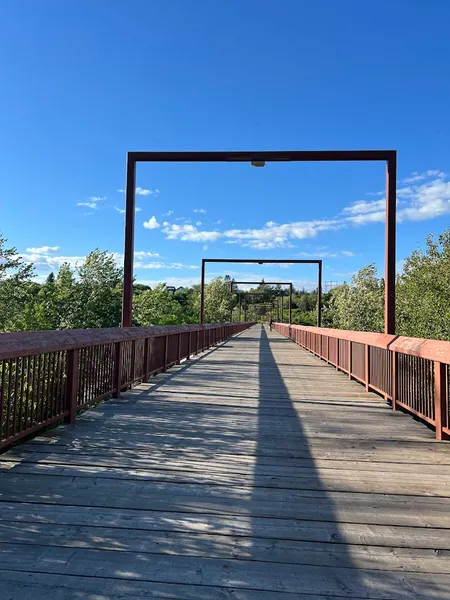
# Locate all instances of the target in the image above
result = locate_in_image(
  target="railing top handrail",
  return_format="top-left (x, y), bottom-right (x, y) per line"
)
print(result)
top-left (274, 323), bottom-right (450, 365)
top-left (0, 322), bottom-right (252, 360)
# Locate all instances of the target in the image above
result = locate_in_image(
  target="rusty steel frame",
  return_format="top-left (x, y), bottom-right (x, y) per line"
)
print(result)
top-left (230, 281), bottom-right (293, 324)
top-left (121, 150), bottom-right (396, 333)
top-left (233, 291), bottom-right (275, 323)
top-left (201, 259), bottom-right (321, 326)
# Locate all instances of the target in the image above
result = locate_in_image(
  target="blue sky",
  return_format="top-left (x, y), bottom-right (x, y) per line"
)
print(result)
top-left (1, 0), bottom-right (450, 290)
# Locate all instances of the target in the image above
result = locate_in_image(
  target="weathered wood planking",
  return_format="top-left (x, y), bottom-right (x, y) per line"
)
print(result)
top-left (1, 324), bottom-right (450, 599)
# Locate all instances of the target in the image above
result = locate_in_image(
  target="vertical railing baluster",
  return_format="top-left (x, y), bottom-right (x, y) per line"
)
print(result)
top-left (434, 361), bottom-right (447, 441)
top-left (130, 340), bottom-right (136, 384)
top-left (392, 351), bottom-right (398, 410)
top-left (163, 335), bottom-right (168, 371)
top-left (177, 333), bottom-right (182, 365)
top-left (66, 349), bottom-right (79, 424)
top-left (143, 338), bottom-right (149, 382)
top-left (365, 345), bottom-right (370, 391)
top-left (112, 342), bottom-right (122, 398)
top-left (348, 341), bottom-right (352, 380)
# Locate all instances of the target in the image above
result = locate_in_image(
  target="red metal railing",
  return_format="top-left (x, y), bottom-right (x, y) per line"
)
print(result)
top-left (0, 322), bottom-right (252, 450)
top-left (274, 323), bottom-right (450, 441)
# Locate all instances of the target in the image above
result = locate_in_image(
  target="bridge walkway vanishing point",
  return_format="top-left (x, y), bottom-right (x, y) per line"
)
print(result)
top-left (1, 324), bottom-right (450, 599)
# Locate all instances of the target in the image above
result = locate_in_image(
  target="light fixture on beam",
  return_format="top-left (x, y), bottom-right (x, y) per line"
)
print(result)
top-left (251, 160), bottom-right (265, 167)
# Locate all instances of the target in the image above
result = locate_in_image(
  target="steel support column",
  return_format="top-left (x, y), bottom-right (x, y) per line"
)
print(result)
top-left (289, 284), bottom-right (293, 325)
top-left (385, 153), bottom-right (397, 334)
top-left (121, 156), bottom-right (136, 327)
top-left (317, 260), bottom-right (322, 328)
top-left (200, 259), bottom-right (206, 324)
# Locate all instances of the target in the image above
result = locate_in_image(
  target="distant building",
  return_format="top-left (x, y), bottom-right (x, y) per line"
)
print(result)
top-left (176, 286), bottom-right (186, 293)
top-left (166, 286), bottom-right (176, 293)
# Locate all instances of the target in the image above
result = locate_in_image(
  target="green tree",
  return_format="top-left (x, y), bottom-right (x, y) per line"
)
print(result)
top-left (134, 284), bottom-right (184, 325)
top-left (328, 264), bottom-right (384, 332)
top-left (0, 234), bottom-right (34, 331)
top-left (202, 277), bottom-right (234, 323)
top-left (75, 250), bottom-right (123, 328)
top-left (397, 229), bottom-right (450, 340)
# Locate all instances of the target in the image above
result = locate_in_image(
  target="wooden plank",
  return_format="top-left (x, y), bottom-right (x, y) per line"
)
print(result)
top-left (0, 569), bottom-right (424, 600)
top-left (6, 446), bottom-right (450, 475)
top-left (3, 462), bottom-right (450, 497)
top-left (2, 506), bottom-right (450, 551)
top-left (3, 543), bottom-right (450, 598)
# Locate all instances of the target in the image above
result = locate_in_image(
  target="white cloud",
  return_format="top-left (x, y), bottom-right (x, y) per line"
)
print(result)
top-left (195, 221), bottom-right (202, 226)
top-left (26, 246), bottom-right (60, 254)
top-left (77, 201), bottom-right (99, 210)
top-left (77, 195), bottom-right (106, 210)
top-left (402, 170), bottom-right (445, 184)
top-left (222, 220), bottom-right (340, 249)
top-left (163, 210), bottom-right (174, 216)
top-left (345, 171), bottom-right (450, 225)
top-left (203, 245), bottom-right (208, 251)
top-left (20, 252), bottom-right (86, 271)
top-left (214, 219), bottom-right (222, 225)
top-left (133, 251), bottom-right (160, 259)
top-left (162, 223), bottom-right (220, 242)
top-left (135, 207), bottom-right (142, 213)
top-left (193, 208), bottom-right (207, 214)
top-left (143, 216), bottom-right (161, 230)
top-left (136, 187), bottom-right (160, 196)
top-left (347, 210), bottom-right (386, 225)
top-left (397, 177), bottom-right (450, 221)
top-left (343, 199), bottom-right (386, 215)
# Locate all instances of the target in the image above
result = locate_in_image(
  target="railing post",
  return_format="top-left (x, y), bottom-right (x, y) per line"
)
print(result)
top-left (434, 361), bottom-right (447, 441)
top-left (66, 349), bottom-right (79, 423)
top-left (336, 339), bottom-right (339, 371)
top-left (143, 338), bottom-right (149, 382)
top-left (365, 344), bottom-right (370, 391)
top-left (348, 341), bottom-right (352, 380)
top-left (392, 351), bottom-right (398, 410)
top-left (188, 331), bottom-right (192, 358)
top-left (112, 342), bottom-right (122, 398)
top-left (177, 333), bottom-right (182, 364)
top-left (130, 340), bottom-right (136, 382)
top-left (163, 335), bottom-right (168, 371)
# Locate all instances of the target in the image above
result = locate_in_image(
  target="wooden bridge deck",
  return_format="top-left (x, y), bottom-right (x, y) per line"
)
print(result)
top-left (1, 324), bottom-right (450, 599)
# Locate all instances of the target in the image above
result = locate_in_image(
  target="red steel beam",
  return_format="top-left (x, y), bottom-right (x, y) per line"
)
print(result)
top-left (121, 150), bottom-right (396, 332)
